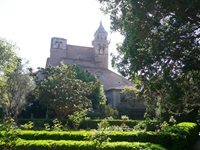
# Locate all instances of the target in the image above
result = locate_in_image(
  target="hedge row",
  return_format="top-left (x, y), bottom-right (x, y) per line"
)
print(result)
top-left (17, 119), bottom-right (145, 129)
top-left (2, 131), bottom-right (188, 150)
top-left (0, 122), bottom-right (198, 149)
top-left (7, 130), bottom-right (183, 149)
top-left (15, 130), bottom-right (90, 141)
top-left (110, 131), bottom-right (186, 149)
top-left (0, 139), bottom-right (166, 150)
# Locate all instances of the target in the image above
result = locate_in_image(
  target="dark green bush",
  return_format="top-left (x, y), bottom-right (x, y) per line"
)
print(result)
top-left (163, 122), bottom-right (199, 149)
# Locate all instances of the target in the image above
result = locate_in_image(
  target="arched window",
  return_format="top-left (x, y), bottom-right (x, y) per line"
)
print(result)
top-left (54, 41), bottom-right (58, 48)
top-left (58, 41), bottom-right (62, 49)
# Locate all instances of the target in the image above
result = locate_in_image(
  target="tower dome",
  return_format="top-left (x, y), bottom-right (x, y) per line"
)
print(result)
top-left (94, 21), bottom-right (107, 35)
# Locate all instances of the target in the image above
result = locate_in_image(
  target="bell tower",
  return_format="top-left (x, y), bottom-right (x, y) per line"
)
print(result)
top-left (49, 37), bottom-right (67, 66)
top-left (92, 21), bottom-right (110, 69)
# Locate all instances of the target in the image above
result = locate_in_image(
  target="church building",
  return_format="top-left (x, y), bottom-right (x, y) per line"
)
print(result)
top-left (46, 22), bottom-right (145, 117)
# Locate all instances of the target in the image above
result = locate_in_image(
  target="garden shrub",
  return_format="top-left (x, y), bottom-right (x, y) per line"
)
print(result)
top-left (20, 121), bottom-right (34, 130)
top-left (163, 122), bottom-right (199, 149)
top-left (68, 111), bottom-right (86, 130)
top-left (0, 139), bottom-right (166, 150)
top-left (0, 117), bottom-right (19, 150)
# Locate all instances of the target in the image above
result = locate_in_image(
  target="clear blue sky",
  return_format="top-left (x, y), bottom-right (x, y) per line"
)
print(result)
top-left (0, 0), bottom-right (124, 70)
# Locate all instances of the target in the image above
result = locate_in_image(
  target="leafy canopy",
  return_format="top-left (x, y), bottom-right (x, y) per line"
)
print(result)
top-left (98, 0), bottom-right (200, 116)
top-left (36, 63), bottom-right (96, 120)
top-left (75, 65), bottom-right (106, 111)
top-left (0, 38), bottom-right (34, 120)
top-left (0, 38), bottom-right (19, 74)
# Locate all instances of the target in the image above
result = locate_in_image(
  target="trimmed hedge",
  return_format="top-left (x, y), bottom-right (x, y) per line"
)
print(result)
top-left (102, 142), bottom-right (166, 150)
top-left (2, 130), bottom-right (91, 141)
top-left (0, 139), bottom-right (166, 150)
top-left (109, 131), bottom-right (186, 150)
top-left (0, 130), bottom-right (189, 149)
top-left (17, 119), bottom-right (146, 129)
top-left (0, 122), bottom-right (197, 150)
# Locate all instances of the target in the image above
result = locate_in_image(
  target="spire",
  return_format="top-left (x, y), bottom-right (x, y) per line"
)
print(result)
top-left (95, 21), bottom-right (107, 35)
top-left (100, 20), bottom-right (102, 27)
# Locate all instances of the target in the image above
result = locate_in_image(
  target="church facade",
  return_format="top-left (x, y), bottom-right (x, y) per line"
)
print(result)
top-left (46, 22), bottom-right (145, 116)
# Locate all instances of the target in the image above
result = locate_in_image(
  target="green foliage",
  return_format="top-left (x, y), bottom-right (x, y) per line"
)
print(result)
top-left (100, 104), bottom-right (118, 119)
top-left (160, 121), bottom-right (169, 130)
top-left (20, 121), bottom-right (34, 130)
top-left (169, 116), bottom-right (177, 125)
top-left (0, 139), bottom-right (166, 150)
top-left (88, 129), bottom-right (110, 149)
top-left (0, 38), bottom-right (34, 120)
top-left (0, 117), bottom-right (18, 150)
top-left (120, 87), bottom-right (140, 106)
top-left (68, 110), bottom-right (86, 130)
top-left (134, 121), bottom-right (146, 131)
top-left (98, 0), bottom-right (200, 119)
top-left (8, 130), bottom-right (90, 141)
top-left (17, 118), bottom-right (142, 130)
top-left (75, 65), bottom-right (106, 111)
top-left (144, 112), bottom-right (151, 131)
top-left (0, 122), bottom-right (196, 150)
top-left (164, 122), bottom-right (199, 149)
top-left (88, 120), bottom-right (111, 149)
top-left (102, 142), bottom-right (166, 150)
top-left (98, 120), bottom-right (110, 130)
top-left (0, 61), bottom-right (35, 120)
top-left (52, 118), bottom-right (63, 131)
top-left (0, 139), bottom-right (96, 150)
top-left (44, 123), bottom-right (50, 131)
top-left (0, 38), bottom-right (19, 74)
top-left (36, 63), bottom-right (95, 120)
top-left (121, 115), bottom-right (129, 120)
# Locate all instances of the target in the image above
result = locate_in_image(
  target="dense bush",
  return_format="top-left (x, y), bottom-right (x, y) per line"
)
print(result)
top-left (163, 122), bottom-right (199, 149)
top-left (0, 139), bottom-right (166, 150)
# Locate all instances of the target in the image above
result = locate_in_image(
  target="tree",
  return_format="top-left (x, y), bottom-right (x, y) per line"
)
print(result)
top-left (36, 63), bottom-right (96, 120)
top-left (75, 65), bottom-right (106, 111)
top-left (120, 87), bottom-right (139, 106)
top-left (0, 38), bottom-right (19, 111)
top-left (0, 38), bottom-right (19, 74)
top-left (0, 61), bottom-right (35, 121)
top-left (0, 38), bottom-right (34, 121)
top-left (100, 104), bottom-right (118, 119)
top-left (98, 0), bottom-right (200, 119)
